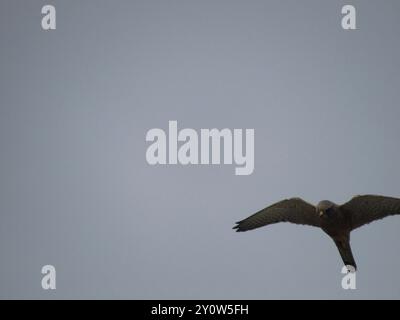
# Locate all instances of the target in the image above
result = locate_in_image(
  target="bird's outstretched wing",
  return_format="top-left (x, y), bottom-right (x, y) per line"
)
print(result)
top-left (340, 195), bottom-right (400, 230)
top-left (233, 198), bottom-right (319, 232)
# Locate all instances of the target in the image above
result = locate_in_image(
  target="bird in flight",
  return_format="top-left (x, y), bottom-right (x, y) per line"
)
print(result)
top-left (233, 195), bottom-right (400, 270)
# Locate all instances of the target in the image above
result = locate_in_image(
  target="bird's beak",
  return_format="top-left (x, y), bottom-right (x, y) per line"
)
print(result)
top-left (319, 211), bottom-right (324, 217)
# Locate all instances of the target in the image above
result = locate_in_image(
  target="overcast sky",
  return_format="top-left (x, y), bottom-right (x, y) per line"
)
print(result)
top-left (1, 0), bottom-right (400, 299)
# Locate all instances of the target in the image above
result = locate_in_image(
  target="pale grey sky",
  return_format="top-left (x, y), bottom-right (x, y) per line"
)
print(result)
top-left (1, 0), bottom-right (400, 299)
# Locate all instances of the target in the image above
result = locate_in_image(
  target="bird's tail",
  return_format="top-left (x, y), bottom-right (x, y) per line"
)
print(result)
top-left (334, 239), bottom-right (357, 271)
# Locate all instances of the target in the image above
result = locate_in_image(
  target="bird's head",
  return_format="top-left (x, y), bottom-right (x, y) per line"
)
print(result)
top-left (316, 200), bottom-right (336, 219)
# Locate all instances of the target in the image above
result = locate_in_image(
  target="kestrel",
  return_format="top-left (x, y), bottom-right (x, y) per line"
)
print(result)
top-left (233, 195), bottom-right (400, 270)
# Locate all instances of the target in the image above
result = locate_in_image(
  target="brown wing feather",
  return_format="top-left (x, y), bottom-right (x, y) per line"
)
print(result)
top-left (340, 195), bottom-right (400, 230)
top-left (233, 198), bottom-right (319, 232)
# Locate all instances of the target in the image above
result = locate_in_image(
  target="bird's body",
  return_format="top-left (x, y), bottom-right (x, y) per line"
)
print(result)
top-left (233, 195), bottom-right (400, 270)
